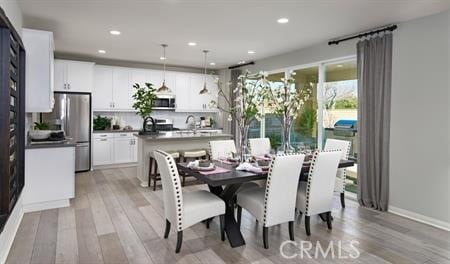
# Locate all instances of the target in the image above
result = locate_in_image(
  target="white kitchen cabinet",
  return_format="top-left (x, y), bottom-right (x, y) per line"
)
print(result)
top-left (23, 29), bottom-right (54, 113)
top-left (112, 67), bottom-right (132, 109)
top-left (93, 133), bottom-right (137, 166)
top-left (113, 133), bottom-right (136, 163)
top-left (175, 73), bottom-right (218, 112)
top-left (93, 134), bottom-right (114, 165)
top-left (24, 147), bottom-right (75, 212)
top-left (131, 68), bottom-right (152, 87)
top-left (175, 73), bottom-right (191, 110)
top-left (151, 69), bottom-right (176, 94)
top-left (93, 66), bottom-right (113, 110)
top-left (54, 59), bottom-right (94, 92)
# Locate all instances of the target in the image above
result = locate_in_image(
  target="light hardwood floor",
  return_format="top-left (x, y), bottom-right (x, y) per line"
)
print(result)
top-left (6, 167), bottom-right (450, 264)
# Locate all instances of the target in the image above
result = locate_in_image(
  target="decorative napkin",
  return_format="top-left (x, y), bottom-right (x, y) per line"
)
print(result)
top-left (199, 166), bottom-right (230, 175)
top-left (254, 155), bottom-right (272, 161)
top-left (236, 162), bottom-right (263, 173)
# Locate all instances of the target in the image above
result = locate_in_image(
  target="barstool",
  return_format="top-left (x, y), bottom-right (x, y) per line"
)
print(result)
top-left (180, 149), bottom-right (207, 186)
top-left (149, 151), bottom-right (180, 191)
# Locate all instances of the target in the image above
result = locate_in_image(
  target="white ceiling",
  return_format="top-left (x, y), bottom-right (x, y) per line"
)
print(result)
top-left (19, 0), bottom-right (449, 69)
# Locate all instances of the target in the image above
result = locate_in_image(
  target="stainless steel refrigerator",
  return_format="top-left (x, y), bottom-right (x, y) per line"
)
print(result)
top-left (41, 92), bottom-right (91, 172)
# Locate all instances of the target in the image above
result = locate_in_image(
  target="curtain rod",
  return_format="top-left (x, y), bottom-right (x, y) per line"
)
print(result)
top-left (328, 25), bottom-right (397, 45)
top-left (228, 61), bottom-right (255, 69)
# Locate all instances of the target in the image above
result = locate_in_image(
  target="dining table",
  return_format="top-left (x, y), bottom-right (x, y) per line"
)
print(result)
top-left (177, 158), bottom-right (355, 248)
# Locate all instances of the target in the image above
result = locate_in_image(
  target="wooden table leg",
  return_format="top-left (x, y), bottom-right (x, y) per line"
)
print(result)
top-left (208, 184), bottom-right (246, 248)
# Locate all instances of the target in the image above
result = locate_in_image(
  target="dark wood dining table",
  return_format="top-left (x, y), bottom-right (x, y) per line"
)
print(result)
top-left (177, 159), bottom-right (355, 248)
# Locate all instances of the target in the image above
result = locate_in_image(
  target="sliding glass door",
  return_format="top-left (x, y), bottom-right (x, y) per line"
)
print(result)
top-left (290, 67), bottom-right (319, 150)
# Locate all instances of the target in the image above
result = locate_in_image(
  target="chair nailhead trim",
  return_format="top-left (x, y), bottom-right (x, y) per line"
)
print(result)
top-left (304, 149), bottom-right (341, 215)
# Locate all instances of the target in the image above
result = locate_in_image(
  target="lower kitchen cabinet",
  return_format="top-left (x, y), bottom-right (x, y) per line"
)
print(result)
top-left (93, 134), bottom-right (114, 165)
top-left (93, 133), bottom-right (137, 166)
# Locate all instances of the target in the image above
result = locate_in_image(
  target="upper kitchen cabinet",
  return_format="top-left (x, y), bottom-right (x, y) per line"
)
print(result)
top-left (93, 65), bottom-right (113, 110)
top-left (176, 73), bottom-right (218, 112)
top-left (93, 65), bottom-right (134, 111)
top-left (130, 68), bottom-right (152, 87)
top-left (112, 67), bottom-right (132, 110)
top-left (22, 29), bottom-right (55, 113)
top-left (175, 73), bottom-right (191, 110)
top-left (54, 59), bottom-right (94, 92)
top-left (150, 69), bottom-right (176, 94)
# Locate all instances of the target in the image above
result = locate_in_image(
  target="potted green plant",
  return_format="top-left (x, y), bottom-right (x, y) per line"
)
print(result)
top-left (93, 115), bottom-right (112, 130)
top-left (29, 122), bottom-right (51, 140)
top-left (132, 82), bottom-right (158, 134)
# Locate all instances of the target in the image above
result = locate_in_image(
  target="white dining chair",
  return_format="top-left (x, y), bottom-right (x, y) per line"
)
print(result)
top-left (209, 139), bottom-right (237, 160)
top-left (209, 139), bottom-right (260, 190)
top-left (296, 150), bottom-right (342, 236)
top-left (249, 138), bottom-right (271, 156)
top-left (236, 154), bottom-right (305, 249)
top-left (153, 150), bottom-right (226, 253)
top-left (323, 139), bottom-right (351, 208)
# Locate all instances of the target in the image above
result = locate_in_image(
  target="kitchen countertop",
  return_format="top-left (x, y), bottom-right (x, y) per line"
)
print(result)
top-left (25, 138), bottom-right (77, 149)
top-left (93, 130), bottom-right (140, 133)
top-left (135, 132), bottom-right (232, 141)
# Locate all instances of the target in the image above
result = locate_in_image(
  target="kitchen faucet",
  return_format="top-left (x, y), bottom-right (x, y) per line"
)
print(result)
top-left (185, 115), bottom-right (197, 134)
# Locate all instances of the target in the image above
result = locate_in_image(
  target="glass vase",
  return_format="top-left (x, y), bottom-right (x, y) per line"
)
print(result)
top-left (237, 124), bottom-right (250, 162)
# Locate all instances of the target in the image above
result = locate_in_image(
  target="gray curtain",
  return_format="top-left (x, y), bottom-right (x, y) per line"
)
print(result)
top-left (357, 33), bottom-right (393, 211)
top-left (230, 69), bottom-right (242, 141)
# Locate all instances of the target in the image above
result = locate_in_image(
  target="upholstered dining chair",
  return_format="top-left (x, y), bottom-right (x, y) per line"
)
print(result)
top-left (296, 150), bottom-right (342, 236)
top-left (249, 138), bottom-right (271, 156)
top-left (323, 139), bottom-right (351, 208)
top-left (153, 150), bottom-right (226, 253)
top-left (209, 139), bottom-right (237, 160)
top-left (236, 154), bottom-right (305, 249)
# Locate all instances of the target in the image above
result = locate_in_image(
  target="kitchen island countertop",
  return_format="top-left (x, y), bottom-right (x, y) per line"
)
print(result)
top-left (134, 132), bottom-right (232, 141)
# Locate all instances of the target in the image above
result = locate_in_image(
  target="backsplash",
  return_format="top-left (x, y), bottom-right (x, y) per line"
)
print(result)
top-left (93, 111), bottom-right (222, 130)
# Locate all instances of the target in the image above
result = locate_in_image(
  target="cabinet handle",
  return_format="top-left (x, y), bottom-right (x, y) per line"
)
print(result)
top-left (64, 83), bottom-right (67, 89)
top-left (100, 139), bottom-right (107, 141)
top-left (120, 134), bottom-right (127, 136)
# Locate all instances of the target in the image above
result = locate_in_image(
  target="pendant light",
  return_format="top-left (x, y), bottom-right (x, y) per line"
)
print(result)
top-left (157, 44), bottom-right (172, 93)
top-left (199, 50), bottom-right (209, 94)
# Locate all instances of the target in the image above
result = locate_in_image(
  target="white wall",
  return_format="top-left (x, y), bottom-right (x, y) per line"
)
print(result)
top-left (221, 10), bottom-right (450, 227)
top-left (0, 1), bottom-right (23, 262)
top-left (0, 0), bottom-right (22, 34)
top-left (390, 10), bottom-right (449, 224)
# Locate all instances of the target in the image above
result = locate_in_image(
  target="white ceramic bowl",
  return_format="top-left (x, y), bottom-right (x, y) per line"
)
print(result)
top-left (29, 130), bottom-right (52, 140)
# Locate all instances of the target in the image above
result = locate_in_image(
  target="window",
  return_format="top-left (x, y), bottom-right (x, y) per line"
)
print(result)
top-left (262, 72), bottom-right (285, 149)
top-left (323, 60), bottom-right (358, 193)
top-left (248, 58), bottom-right (358, 193)
top-left (290, 67), bottom-right (319, 150)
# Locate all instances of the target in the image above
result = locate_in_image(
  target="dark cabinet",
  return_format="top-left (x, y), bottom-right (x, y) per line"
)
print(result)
top-left (0, 7), bottom-right (25, 233)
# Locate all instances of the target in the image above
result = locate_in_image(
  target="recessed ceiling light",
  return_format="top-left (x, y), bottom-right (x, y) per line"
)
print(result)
top-left (238, 60), bottom-right (246, 65)
top-left (248, 50), bottom-right (255, 54)
top-left (98, 49), bottom-right (106, 54)
top-left (277, 18), bottom-right (289, 24)
top-left (210, 62), bottom-right (216, 66)
top-left (188, 42), bottom-right (197, 46)
top-left (160, 56), bottom-right (166, 60)
top-left (337, 64), bottom-right (343, 68)
top-left (110, 30), bottom-right (121, 35)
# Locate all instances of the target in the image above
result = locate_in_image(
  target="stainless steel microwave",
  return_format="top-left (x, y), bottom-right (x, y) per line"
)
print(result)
top-left (153, 94), bottom-right (176, 110)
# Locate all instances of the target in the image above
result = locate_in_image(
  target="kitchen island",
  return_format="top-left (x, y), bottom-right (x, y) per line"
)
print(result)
top-left (135, 132), bottom-right (233, 187)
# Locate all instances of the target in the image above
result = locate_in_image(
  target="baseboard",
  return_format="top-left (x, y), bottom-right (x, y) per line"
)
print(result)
top-left (388, 206), bottom-right (450, 231)
top-left (0, 195), bottom-right (24, 264)
top-left (22, 199), bottom-right (70, 213)
top-left (93, 163), bottom-right (137, 170)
